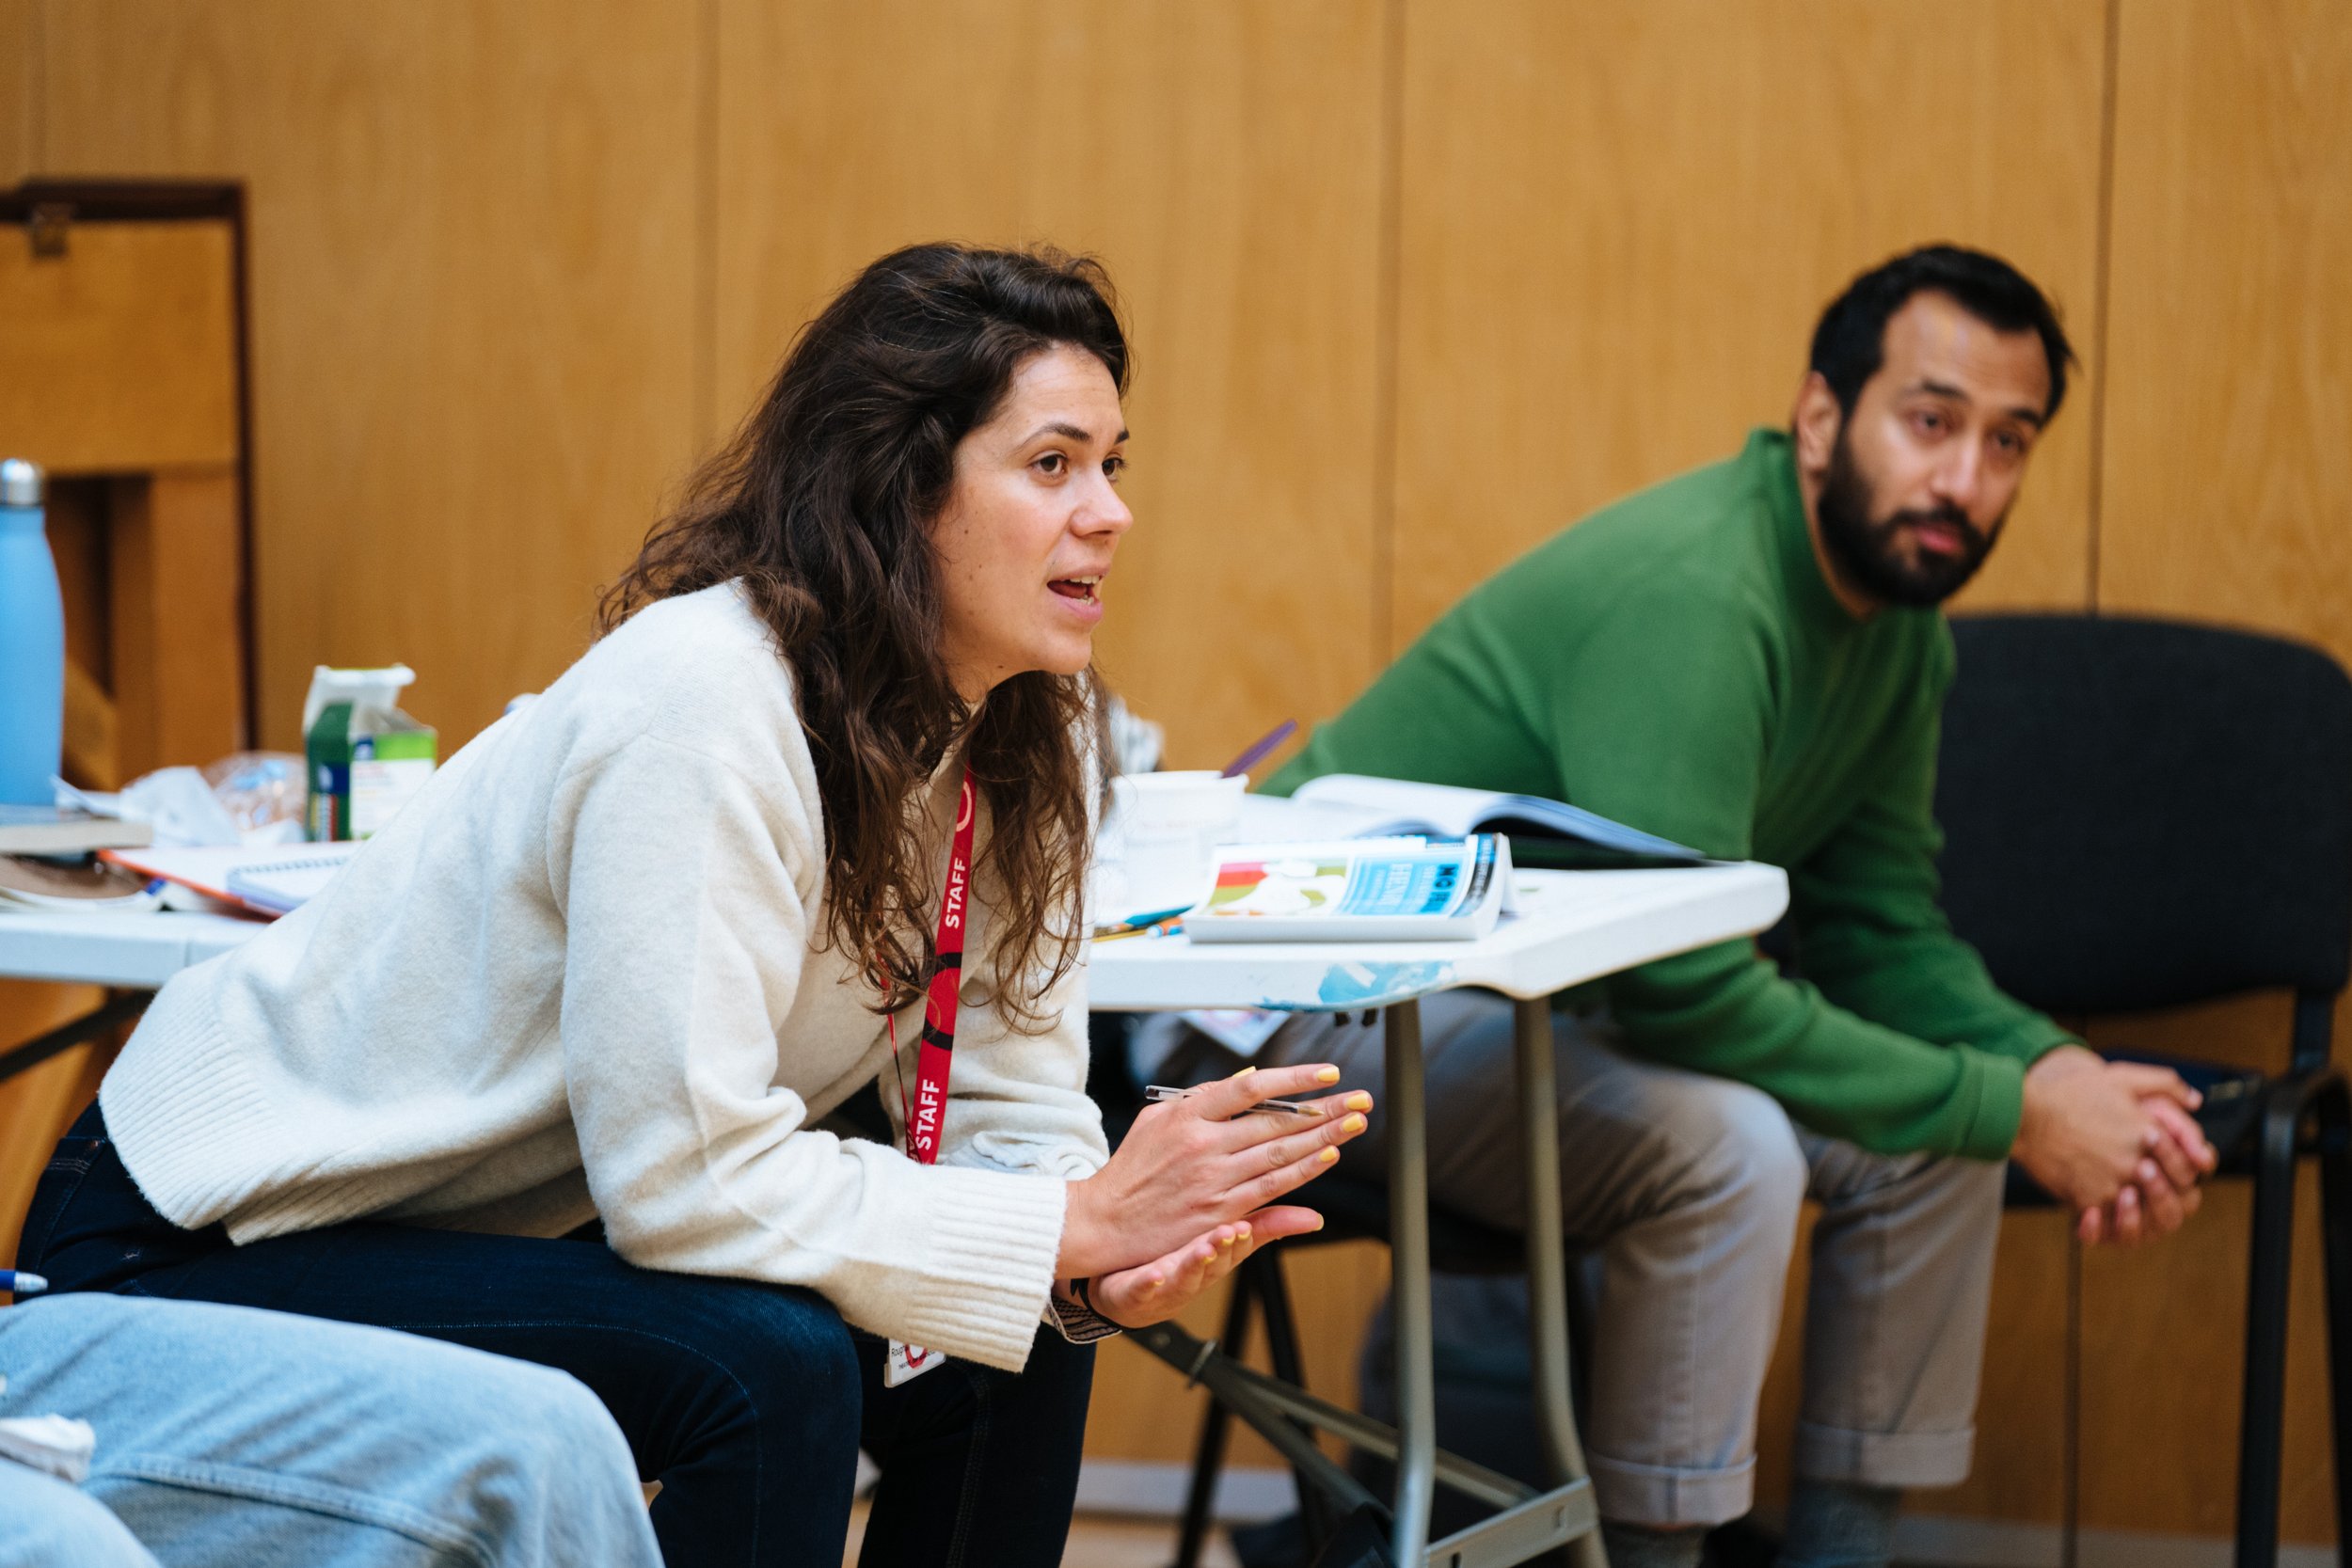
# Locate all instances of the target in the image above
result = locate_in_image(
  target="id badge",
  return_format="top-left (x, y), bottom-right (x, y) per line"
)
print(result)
top-left (885, 1338), bottom-right (946, 1387)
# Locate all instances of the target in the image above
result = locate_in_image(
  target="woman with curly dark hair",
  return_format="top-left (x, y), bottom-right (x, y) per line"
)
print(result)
top-left (20, 244), bottom-right (1371, 1566)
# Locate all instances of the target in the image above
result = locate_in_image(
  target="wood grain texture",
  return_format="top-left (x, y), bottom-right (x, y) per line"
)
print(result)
top-left (37, 2), bottom-right (705, 750)
top-left (712, 0), bottom-right (1388, 774)
top-left (0, 221), bottom-right (238, 473)
top-left (2075, 1173), bottom-right (2337, 1542)
top-left (2077, 995), bottom-right (2339, 1543)
top-left (109, 467), bottom-right (246, 771)
top-left (0, 982), bottom-right (113, 1273)
top-left (0, 0), bottom-right (35, 188)
top-left (1387, 0), bottom-right (2106, 658)
top-left (2097, 0), bottom-right (2352, 662)
top-left (1084, 1241), bottom-right (1391, 1469)
top-left (2081, 3), bottom-right (2352, 1543)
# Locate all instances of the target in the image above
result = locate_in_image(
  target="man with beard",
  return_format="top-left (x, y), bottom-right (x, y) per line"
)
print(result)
top-left (1206, 247), bottom-right (2217, 1568)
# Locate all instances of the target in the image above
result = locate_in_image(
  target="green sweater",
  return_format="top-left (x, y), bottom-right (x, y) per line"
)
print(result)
top-left (1268, 428), bottom-right (2072, 1160)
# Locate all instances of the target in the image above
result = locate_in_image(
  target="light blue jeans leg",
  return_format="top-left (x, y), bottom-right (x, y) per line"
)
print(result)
top-left (0, 1294), bottom-right (662, 1568)
top-left (0, 1459), bottom-right (162, 1568)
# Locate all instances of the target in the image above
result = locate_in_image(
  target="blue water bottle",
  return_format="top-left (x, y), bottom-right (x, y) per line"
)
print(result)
top-left (0, 458), bottom-right (65, 806)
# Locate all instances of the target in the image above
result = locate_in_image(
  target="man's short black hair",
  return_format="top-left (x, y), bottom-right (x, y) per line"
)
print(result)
top-left (1809, 245), bottom-right (2076, 420)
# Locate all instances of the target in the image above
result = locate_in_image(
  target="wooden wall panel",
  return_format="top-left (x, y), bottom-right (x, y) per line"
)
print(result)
top-left (713, 0), bottom-right (1388, 774)
top-left (0, 221), bottom-right (238, 474)
top-left (2097, 0), bottom-right (2352, 660)
top-left (0, 0), bottom-right (32, 188)
top-left (2076, 994), bottom-right (2340, 1544)
top-left (0, 983), bottom-right (111, 1273)
top-left (2083, 3), bottom-right (2352, 1545)
top-left (36, 2), bottom-right (705, 751)
top-left (1087, 1242), bottom-right (1391, 1471)
top-left (1389, 0), bottom-right (2106, 658)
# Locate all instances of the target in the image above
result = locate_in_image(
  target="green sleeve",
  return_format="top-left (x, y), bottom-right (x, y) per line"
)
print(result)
top-left (1548, 588), bottom-right (2029, 1160)
top-left (1788, 681), bottom-right (2078, 1072)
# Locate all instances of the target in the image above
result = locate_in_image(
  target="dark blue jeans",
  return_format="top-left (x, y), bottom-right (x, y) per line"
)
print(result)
top-left (22, 1105), bottom-right (1095, 1568)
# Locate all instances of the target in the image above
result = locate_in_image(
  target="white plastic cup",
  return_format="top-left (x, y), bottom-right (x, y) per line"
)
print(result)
top-left (1100, 770), bottom-right (1248, 920)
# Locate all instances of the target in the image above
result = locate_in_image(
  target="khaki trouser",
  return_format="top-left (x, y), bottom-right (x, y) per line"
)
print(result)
top-left (1180, 990), bottom-right (2007, 1528)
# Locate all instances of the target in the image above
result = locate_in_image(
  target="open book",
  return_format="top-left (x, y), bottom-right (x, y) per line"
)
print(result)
top-left (1184, 835), bottom-right (1512, 943)
top-left (1243, 774), bottom-right (1705, 867)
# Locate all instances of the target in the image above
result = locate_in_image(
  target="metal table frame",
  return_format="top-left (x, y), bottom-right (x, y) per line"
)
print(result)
top-left (1129, 994), bottom-right (1602, 1568)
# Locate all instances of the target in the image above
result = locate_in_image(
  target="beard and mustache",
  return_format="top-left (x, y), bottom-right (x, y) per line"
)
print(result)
top-left (1815, 427), bottom-right (2009, 609)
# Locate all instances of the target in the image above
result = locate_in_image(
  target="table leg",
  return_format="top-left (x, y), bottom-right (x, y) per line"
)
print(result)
top-left (1386, 998), bottom-right (1436, 1564)
top-left (0, 991), bottom-right (147, 1085)
top-left (1515, 995), bottom-right (1609, 1567)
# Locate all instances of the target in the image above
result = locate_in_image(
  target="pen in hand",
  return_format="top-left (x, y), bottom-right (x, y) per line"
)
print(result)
top-left (1145, 1084), bottom-right (1317, 1117)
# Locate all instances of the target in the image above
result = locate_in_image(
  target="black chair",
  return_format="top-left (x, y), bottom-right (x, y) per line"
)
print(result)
top-left (1933, 613), bottom-right (2352, 1568)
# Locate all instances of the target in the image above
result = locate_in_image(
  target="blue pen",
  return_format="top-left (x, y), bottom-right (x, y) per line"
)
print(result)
top-left (0, 1270), bottom-right (48, 1295)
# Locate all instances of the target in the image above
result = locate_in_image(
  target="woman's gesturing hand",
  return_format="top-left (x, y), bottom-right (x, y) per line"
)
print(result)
top-left (1081, 1212), bottom-right (1325, 1329)
top-left (1056, 1064), bottom-right (1373, 1286)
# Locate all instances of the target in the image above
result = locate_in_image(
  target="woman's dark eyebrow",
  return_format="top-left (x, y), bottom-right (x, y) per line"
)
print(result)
top-left (1023, 421), bottom-right (1130, 446)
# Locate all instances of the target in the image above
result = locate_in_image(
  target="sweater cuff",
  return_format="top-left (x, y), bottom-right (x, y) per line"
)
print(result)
top-left (1958, 1050), bottom-right (2027, 1162)
top-left (896, 1165), bottom-right (1070, 1372)
top-left (1980, 1015), bottom-right (2082, 1069)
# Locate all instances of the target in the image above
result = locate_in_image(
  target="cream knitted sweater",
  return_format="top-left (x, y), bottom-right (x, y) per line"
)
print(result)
top-left (100, 583), bottom-right (1107, 1371)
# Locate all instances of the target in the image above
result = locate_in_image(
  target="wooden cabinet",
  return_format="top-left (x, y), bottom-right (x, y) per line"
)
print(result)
top-left (0, 182), bottom-right (251, 1267)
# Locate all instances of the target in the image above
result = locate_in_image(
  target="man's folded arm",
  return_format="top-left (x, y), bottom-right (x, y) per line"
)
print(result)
top-left (1788, 700), bottom-right (2078, 1071)
top-left (1548, 588), bottom-right (2030, 1161)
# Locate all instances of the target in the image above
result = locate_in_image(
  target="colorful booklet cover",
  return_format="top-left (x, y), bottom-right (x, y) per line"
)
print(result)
top-left (1184, 834), bottom-right (1512, 943)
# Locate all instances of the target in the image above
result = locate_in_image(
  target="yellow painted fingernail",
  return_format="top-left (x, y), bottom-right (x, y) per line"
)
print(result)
top-left (1316, 1066), bottom-right (1342, 1084)
top-left (1234, 1066), bottom-right (1256, 1078)
top-left (1344, 1092), bottom-right (1373, 1111)
top-left (1343, 1113), bottom-right (1367, 1133)
top-left (1318, 1148), bottom-right (1339, 1164)
top-left (1312, 1214), bottom-right (1327, 1230)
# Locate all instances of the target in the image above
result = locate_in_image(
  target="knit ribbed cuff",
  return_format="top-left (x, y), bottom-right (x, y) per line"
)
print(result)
top-left (96, 976), bottom-right (281, 1233)
top-left (1957, 1052), bottom-right (2026, 1162)
top-left (894, 1164), bottom-right (1070, 1372)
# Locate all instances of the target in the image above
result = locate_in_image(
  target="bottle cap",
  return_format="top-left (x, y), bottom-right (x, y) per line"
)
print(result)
top-left (0, 459), bottom-right (42, 507)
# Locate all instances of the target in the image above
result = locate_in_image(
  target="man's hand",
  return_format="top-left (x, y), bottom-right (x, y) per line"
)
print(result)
top-left (1057, 1064), bottom-right (1372, 1284)
top-left (2014, 1045), bottom-right (2217, 1247)
top-left (2077, 1085), bottom-right (2217, 1247)
top-left (2013, 1046), bottom-right (2196, 1212)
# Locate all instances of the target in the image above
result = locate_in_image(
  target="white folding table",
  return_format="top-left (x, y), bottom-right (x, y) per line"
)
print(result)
top-left (0, 861), bottom-right (1788, 1566)
top-left (1089, 863), bottom-right (1788, 1567)
top-left (0, 907), bottom-right (261, 1082)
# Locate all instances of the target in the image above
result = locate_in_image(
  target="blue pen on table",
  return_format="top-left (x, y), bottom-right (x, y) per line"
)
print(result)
top-left (1093, 905), bottom-right (1191, 940)
top-left (1219, 718), bottom-right (1297, 779)
top-left (0, 1270), bottom-right (48, 1296)
top-left (1094, 913), bottom-right (1184, 942)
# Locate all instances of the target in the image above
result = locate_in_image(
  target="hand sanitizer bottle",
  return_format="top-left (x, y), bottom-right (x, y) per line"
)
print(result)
top-left (0, 459), bottom-right (66, 807)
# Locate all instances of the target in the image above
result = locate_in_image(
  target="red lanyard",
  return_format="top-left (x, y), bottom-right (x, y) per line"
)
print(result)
top-left (892, 768), bottom-right (975, 1166)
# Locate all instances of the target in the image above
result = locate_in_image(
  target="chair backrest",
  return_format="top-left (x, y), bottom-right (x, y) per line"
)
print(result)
top-left (1933, 614), bottom-right (2352, 1016)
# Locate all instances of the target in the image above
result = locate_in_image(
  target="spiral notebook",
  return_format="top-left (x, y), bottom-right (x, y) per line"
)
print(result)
top-left (101, 843), bottom-right (359, 917)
